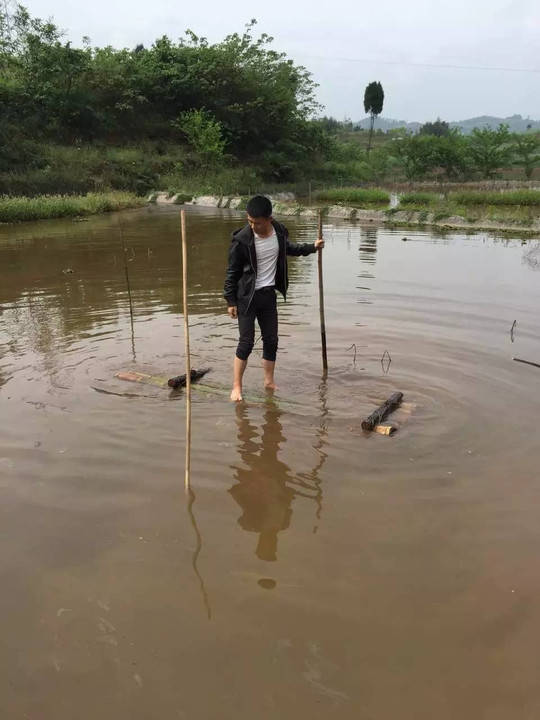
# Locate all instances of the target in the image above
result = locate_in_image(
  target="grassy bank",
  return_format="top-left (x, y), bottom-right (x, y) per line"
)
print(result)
top-left (313, 188), bottom-right (390, 206)
top-left (390, 202), bottom-right (539, 229)
top-left (386, 188), bottom-right (540, 228)
top-left (448, 190), bottom-right (540, 206)
top-left (0, 192), bottom-right (146, 223)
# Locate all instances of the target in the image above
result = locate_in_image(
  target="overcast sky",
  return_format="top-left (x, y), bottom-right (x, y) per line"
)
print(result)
top-left (23, 0), bottom-right (540, 122)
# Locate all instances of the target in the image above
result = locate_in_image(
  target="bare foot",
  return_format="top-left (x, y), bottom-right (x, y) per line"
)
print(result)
top-left (230, 385), bottom-right (243, 402)
top-left (264, 381), bottom-right (278, 392)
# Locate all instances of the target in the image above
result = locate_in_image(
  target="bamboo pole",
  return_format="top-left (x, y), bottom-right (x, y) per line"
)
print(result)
top-left (181, 209), bottom-right (192, 490)
top-left (317, 211), bottom-right (328, 373)
top-left (118, 220), bottom-right (136, 360)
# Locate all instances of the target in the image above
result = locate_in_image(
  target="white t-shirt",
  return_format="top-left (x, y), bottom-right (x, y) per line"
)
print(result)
top-left (254, 229), bottom-right (279, 290)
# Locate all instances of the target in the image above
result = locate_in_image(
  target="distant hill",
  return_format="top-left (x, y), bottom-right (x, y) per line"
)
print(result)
top-left (354, 114), bottom-right (540, 134)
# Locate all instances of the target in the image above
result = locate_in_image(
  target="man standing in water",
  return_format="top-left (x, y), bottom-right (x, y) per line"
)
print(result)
top-left (224, 195), bottom-right (324, 401)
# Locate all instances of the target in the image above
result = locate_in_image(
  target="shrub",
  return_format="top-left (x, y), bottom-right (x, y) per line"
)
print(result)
top-left (399, 192), bottom-right (440, 206)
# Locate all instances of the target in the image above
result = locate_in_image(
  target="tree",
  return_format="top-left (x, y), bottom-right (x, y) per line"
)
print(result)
top-left (393, 134), bottom-right (438, 180)
top-left (469, 124), bottom-right (512, 178)
top-left (419, 118), bottom-right (450, 137)
top-left (513, 133), bottom-right (540, 179)
top-left (174, 109), bottom-right (226, 170)
top-left (363, 81), bottom-right (384, 156)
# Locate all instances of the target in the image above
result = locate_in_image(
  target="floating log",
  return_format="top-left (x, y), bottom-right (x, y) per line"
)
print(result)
top-left (168, 368), bottom-right (211, 389)
top-left (362, 392), bottom-right (404, 432)
top-left (513, 357), bottom-right (540, 370)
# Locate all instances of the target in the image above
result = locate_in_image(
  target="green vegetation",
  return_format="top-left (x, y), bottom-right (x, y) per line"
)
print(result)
top-left (419, 119), bottom-right (450, 137)
top-left (448, 190), bottom-right (540, 206)
top-left (393, 190), bottom-right (540, 230)
top-left (0, 3), bottom-right (539, 209)
top-left (0, 192), bottom-right (144, 223)
top-left (314, 188), bottom-right (390, 205)
top-left (391, 126), bottom-right (540, 181)
top-left (399, 192), bottom-right (440, 206)
top-left (364, 81), bottom-right (384, 156)
top-left (0, 6), bottom-right (327, 192)
top-left (514, 135), bottom-right (540, 179)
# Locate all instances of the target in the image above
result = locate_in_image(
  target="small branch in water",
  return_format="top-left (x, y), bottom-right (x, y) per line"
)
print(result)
top-left (513, 357), bottom-right (540, 370)
top-left (346, 343), bottom-right (357, 365)
top-left (510, 320), bottom-right (517, 343)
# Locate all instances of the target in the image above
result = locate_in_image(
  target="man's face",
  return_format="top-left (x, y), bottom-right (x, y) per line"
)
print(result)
top-left (247, 214), bottom-right (273, 237)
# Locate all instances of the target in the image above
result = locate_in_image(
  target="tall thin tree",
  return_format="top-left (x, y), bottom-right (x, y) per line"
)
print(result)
top-left (364, 81), bottom-right (384, 156)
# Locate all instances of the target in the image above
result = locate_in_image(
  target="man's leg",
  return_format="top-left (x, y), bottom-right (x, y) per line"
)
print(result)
top-left (231, 304), bottom-right (256, 401)
top-left (231, 356), bottom-right (247, 402)
top-left (257, 290), bottom-right (278, 391)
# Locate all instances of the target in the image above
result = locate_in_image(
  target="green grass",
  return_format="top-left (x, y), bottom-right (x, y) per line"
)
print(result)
top-left (313, 187), bottom-right (390, 206)
top-left (448, 190), bottom-right (540, 206)
top-left (399, 192), bottom-right (440, 206)
top-left (162, 166), bottom-right (262, 197)
top-left (0, 191), bottom-right (146, 223)
top-left (0, 142), bottom-right (186, 197)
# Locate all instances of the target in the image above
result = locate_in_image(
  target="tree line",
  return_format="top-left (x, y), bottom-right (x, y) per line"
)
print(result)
top-left (0, 4), bottom-right (538, 194)
top-left (0, 6), bottom-right (329, 180)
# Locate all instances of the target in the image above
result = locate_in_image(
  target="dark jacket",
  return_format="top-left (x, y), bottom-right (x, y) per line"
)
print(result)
top-left (224, 219), bottom-right (316, 313)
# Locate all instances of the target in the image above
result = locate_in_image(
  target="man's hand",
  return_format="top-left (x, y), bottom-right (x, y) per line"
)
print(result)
top-left (227, 305), bottom-right (238, 319)
top-left (315, 237), bottom-right (325, 250)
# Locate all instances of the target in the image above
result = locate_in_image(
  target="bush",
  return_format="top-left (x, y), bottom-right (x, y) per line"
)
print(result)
top-left (399, 192), bottom-right (440, 206)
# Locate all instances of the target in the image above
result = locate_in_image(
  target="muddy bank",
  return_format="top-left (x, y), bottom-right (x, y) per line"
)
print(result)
top-left (152, 192), bottom-right (540, 235)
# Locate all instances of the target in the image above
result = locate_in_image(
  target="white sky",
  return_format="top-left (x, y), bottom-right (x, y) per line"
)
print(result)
top-left (22, 0), bottom-right (540, 122)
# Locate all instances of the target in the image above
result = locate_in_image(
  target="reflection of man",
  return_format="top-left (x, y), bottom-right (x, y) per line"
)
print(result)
top-left (228, 404), bottom-right (295, 562)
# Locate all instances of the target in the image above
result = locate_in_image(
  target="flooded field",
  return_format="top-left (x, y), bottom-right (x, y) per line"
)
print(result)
top-left (1, 205), bottom-right (540, 719)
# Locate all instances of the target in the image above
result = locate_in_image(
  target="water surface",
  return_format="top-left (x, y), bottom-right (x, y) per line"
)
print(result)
top-left (1, 206), bottom-right (540, 719)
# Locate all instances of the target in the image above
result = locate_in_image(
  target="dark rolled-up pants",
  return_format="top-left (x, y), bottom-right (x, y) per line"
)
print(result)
top-left (236, 287), bottom-right (278, 362)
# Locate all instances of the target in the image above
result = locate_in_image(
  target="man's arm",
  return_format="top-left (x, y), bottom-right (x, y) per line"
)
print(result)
top-left (285, 233), bottom-right (324, 256)
top-left (224, 240), bottom-right (243, 315)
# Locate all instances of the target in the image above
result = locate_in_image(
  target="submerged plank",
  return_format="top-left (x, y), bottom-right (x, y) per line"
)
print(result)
top-left (114, 370), bottom-right (298, 407)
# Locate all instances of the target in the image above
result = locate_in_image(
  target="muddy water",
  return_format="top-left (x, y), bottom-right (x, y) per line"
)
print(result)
top-left (1, 205), bottom-right (540, 719)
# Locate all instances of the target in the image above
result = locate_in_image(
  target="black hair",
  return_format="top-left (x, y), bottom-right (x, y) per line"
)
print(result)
top-left (246, 195), bottom-right (272, 218)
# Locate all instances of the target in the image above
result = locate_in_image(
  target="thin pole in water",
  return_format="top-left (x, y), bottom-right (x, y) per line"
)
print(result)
top-left (118, 220), bottom-right (136, 360)
top-left (317, 211), bottom-right (328, 373)
top-left (513, 356), bottom-right (540, 369)
top-left (181, 209), bottom-right (192, 491)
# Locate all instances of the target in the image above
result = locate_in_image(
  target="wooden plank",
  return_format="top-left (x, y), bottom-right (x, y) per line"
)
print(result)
top-left (114, 370), bottom-right (298, 407)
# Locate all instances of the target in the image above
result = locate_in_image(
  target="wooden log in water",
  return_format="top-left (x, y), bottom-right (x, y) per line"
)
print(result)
top-left (362, 392), bottom-right (404, 432)
top-left (168, 368), bottom-right (210, 389)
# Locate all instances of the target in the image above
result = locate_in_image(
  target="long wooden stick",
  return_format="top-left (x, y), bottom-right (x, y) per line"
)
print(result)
top-left (317, 211), bottom-right (328, 373)
top-left (181, 209), bottom-right (191, 490)
top-left (118, 220), bottom-right (136, 360)
top-left (513, 356), bottom-right (540, 369)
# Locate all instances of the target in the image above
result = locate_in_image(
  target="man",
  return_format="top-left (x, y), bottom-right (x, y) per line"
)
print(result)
top-left (224, 195), bottom-right (324, 401)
